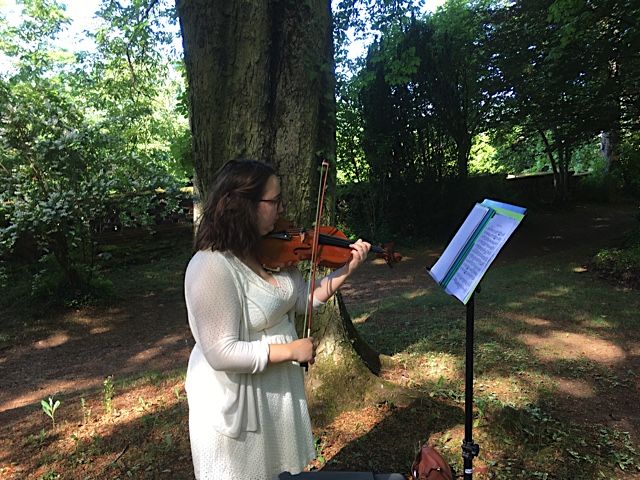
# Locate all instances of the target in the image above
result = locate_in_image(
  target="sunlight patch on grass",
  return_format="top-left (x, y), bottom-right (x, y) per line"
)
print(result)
top-left (351, 314), bottom-right (369, 324)
top-left (504, 300), bottom-right (524, 308)
top-left (552, 376), bottom-right (596, 398)
top-left (126, 347), bottom-right (168, 366)
top-left (401, 289), bottom-right (428, 300)
top-left (534, 285), bottom-right (572, 298)
top-left (117, 369), bottom-right (186, 390)
top-left (476, 373), bottom-right (553, 408)
top-left (518, 330), bottom-right (626, 364)
top-left (576, 312), bottom-right (615, 329)
top-left (411, 352), bottom-right (460, 384)
top-left (67, 307), bottom-right (124, 326)
top-left (0, 379), bottom-right (79, 412)
top-left (155, 333), bottom-right (186, 346)
top-left (89, 326), bottom-right (112, 334)
top-left (379, 352), bottom-right (464, 396)
top-left (32, 332), bottom-right (70, 349)
top-left (503, 312), bottom-right (552, 327)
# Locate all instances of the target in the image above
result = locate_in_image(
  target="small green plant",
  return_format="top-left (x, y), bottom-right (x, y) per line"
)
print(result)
top-left (138, 395), bottom-right (151, 411)
top-left (80, 397), bottom-right (92, 425)
top-left (103, 375), bottom-right (115, 416)
top-left (591, 245), bottom-right (640, 288)
top-left (163, 432), bottom-right (173, 450)
top-left (41, 396), bottom-right (61, 429)
top-left (314, 436), bottom-right (326, 465)
top-left (173, 385), bottom-right (185, 401)
top-left (25, 428), bottom-right (47, 447)
top-left (37, 470), bottom-right (61, 480)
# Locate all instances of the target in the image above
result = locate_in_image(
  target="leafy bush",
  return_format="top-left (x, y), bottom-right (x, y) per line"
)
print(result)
top-left (0, 77), bottom-right (183, 290)
top-left (573, 171), bottom-right (618, 202)
top-left (574, 134), bottom-right (640, 202)
top-left (0, 1), bottom-right (190, 308)
top-left (619, 133), bottom-right (640, 198)
top-left (590, 231), bottom-right (640, 288)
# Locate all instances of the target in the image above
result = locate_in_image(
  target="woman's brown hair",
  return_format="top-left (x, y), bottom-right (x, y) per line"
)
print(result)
top-left (194, 159), bottom-right (276, 258)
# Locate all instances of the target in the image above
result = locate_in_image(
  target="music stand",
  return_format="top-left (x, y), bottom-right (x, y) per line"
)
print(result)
top-left (427, 199), bottom-right (526, 478)
top-left (461, 290), bottom-right (480, 479)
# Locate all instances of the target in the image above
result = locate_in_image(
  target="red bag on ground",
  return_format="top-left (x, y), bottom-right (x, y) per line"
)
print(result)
top-left (411, 445), bottom-right (454, 480)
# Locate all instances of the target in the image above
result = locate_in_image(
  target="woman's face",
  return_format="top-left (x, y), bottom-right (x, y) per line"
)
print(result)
top-left (256, 174), bottom-right (284, 236)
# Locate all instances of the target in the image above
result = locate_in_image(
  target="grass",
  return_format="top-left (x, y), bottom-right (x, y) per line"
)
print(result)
top-left (1, 212), bottom-right (640, 479)
top-left (351, 251), bottom-right (640, 478)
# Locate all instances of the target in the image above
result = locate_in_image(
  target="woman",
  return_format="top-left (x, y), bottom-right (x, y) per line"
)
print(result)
top-left (184, 159), bottom-right (371, 480)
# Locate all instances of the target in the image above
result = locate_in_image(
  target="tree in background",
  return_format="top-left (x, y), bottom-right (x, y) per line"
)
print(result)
top-left (335, 0), bottom-right (639, 217)
top-left (0, 0), bottom-right (189, 303)
top-left (336, 0), bottom-right (499, 238)
top-left (418, 0), bottom-right (497, 178)
top-left (488, 0), bottom-right (639, 203)
top-left (334, 0), bottom-right (428, 239)
top-left (547, 0), bottom-right (640, 203)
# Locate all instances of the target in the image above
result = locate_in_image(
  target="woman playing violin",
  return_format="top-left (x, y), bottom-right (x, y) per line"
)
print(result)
top-left (184, 159), bottom-right (371, 480)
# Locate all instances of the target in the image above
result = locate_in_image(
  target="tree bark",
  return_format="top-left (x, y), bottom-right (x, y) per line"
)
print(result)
top-left (600, 129), bottom-right (619, 173)
top-left (177, 0), bottom-right (382, 411)
top-left (177, 0), bottom-right (335, 212)
top-left (455, 133), bottom-right (471, 178)
top-left (539, 129), bottom-right (569, 205)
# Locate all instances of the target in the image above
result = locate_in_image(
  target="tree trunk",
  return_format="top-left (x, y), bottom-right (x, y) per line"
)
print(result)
top-left (52, 230), bottom-right (81, 289)
top-left (539, 129), bottom-right (570, 205)
top-left (177, 0), bottom-right (337, 212)
top-left (455, 133), bottom-right (471, 178)
top-left (177, 0), bottom-right (382, 412)
top-left (600, 129), bottom-right (619, 173)
top-left (554, 152), bottom-right (570, 205)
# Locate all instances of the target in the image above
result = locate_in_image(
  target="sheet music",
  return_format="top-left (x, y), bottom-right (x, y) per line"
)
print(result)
top-left (445, 213), bottom-right (519, 303)
top-left (429, 204), bottom-right (489, 283)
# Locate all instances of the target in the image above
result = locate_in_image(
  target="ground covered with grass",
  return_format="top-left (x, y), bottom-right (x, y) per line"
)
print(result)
top-left (1, 202), bottom-right (639, 479)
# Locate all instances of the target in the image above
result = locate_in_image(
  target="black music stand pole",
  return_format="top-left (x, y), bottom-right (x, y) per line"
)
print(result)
top-left (462, 288), bottom-right (480, 479)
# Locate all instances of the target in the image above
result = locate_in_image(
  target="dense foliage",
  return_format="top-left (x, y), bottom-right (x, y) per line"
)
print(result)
top-left (333, 0), bottom-right (639, 239)
top-left (0, 0), bottom-right (190, 304)
top-left (1, 0), bottom-right (638, 304)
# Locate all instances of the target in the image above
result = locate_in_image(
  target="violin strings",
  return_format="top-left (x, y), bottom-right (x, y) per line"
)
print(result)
top-left (276, 228), bottom-right (385, 254)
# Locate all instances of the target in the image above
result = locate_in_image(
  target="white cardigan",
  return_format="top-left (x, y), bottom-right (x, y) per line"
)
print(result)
top-left (184, 249), bottom-right (322, 438)
top-left (184, 250), bottom-right (269, 437)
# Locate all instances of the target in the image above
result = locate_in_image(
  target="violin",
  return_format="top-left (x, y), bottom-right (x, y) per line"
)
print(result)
top-left (258, 218), bottom-right (401, 270)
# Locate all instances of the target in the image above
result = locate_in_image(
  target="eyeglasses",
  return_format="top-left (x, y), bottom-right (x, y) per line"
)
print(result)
top-left (259, 195), bottom-right (283, 208)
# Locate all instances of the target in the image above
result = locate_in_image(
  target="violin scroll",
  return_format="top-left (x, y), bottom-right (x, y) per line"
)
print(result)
top-left (376, 241), bottom-right (402, 268)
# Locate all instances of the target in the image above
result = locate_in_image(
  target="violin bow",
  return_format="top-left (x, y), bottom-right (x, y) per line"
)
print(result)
top-left (302, 160), bottom-right (330, 347)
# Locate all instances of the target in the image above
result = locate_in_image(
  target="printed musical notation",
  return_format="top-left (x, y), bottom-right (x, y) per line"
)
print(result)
top-left (428, 199), bottom-right (526, 304)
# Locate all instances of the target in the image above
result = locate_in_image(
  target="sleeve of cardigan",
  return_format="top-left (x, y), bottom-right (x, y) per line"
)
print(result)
top-left (184, 252), bottom-right (269, 374)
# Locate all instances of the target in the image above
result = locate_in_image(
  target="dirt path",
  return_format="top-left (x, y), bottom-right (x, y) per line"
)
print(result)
top-left (0, 201), bottom-right (638, 433)
top-left (0, 296), bottom-right (191, 421)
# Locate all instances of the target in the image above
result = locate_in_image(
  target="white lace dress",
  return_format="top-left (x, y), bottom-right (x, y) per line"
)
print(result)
top-left (184, 250), bottom-right (316, 480)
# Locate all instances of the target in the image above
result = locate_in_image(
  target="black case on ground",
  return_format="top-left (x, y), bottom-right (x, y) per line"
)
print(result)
top-left (275, 472), bottom-right (406, 480)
